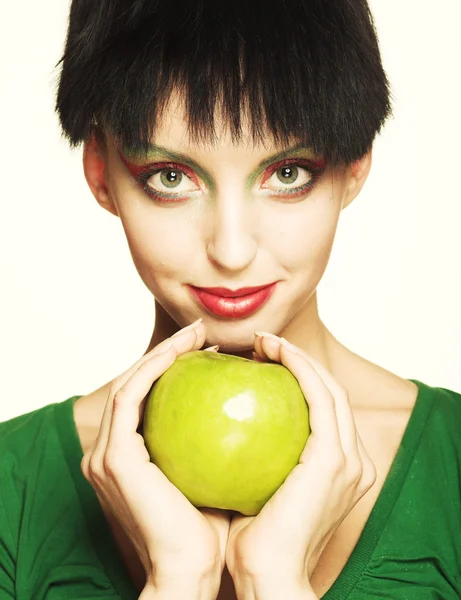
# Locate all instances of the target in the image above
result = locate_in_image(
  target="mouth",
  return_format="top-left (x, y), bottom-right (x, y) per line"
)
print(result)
top-left (188, 283), bottom-right (277, 319)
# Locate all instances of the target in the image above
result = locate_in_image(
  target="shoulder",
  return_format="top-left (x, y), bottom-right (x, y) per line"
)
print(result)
top-left (400, 379), bottom-right (461, 439)
top-left (415, 379), bottom-right (461, 417)
top-left (354, 377), bottom-right (461, 475)
top-left (432, 382), bottom-right (461, 405)
top-left (1, 401), bottom-right (56, 436)
top-left (0, 399), bottom-right (95, 597)
top-left (0, 398), bottom-right (80, 477)
top-left (0, 397), bottom-right (82, 544)
top-left (422, 381), bottom-right (461, 438)
top-left (1, 403), bottom-right (56, 455)
top-left (0, 399), bottom-right (79, 563)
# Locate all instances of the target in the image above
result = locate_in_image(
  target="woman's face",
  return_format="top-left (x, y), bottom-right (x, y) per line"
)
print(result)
top-left (87, 97), bottom-right (370, 352)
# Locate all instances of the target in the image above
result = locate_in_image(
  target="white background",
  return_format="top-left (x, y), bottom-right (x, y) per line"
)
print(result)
top-left (0, 0), bottom-right (460, 422)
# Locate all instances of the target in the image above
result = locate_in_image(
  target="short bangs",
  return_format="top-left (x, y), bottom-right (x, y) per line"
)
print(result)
top-left (55, 0), bottom-right (392, 165)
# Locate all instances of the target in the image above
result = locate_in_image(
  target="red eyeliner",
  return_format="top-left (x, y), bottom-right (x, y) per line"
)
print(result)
top-left (266, 157), bottom-right (327, 174)
top-left (260, 157), bottom-right (326, 200)
top-left (118, 149), bottom-right (327, 203)
top-left (118, 151), bottom-right (199, 186)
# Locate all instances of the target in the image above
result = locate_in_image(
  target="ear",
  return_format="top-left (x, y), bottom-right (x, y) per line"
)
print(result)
top-left (82, 135), bottom-right (119, 217)
top-left (341, 149), bottom-right (373, 210)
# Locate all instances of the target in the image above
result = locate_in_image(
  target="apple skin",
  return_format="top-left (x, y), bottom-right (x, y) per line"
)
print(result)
top-left (143, 350), bottom-right (310, 516)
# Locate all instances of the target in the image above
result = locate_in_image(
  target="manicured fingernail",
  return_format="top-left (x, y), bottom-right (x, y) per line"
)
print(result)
top-left (204, 345), bottom-right (219, 352)
top-left (172, 318), bottom-right (203, 337)
top-left (280, 338), bottom-right (299, 353)
top-left (255, 331), bottom-right (281, 342)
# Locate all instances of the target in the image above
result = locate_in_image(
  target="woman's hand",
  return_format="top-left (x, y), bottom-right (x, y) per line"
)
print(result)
top-left (226, 332), bottom-right (377, 600)
top-left (81, 319), bottom-right (230, 599)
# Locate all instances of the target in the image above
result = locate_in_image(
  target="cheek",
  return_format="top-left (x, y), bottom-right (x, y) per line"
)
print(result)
top-left (116, 198), bottom-right (199, 285)
top-left (264, 194), bottom-right (341, 273)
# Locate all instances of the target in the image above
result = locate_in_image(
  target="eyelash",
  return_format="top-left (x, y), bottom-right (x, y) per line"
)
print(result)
top-left (262, 158), bottom-right (325, 201)
top-left (131, 162), bottom-right (199, 203)
top-left (132, 159), bottom-right (325, 204)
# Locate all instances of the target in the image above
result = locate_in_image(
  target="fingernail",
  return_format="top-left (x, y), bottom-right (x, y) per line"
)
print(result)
top-left (280, 338), bottom-right (299, 353)
top-left (252, 351), bottom-right (265, 362)
top-left (204, 345), bottom-right (219, 352)
top-left (172, 318), bottom-right (203, 337)
top-left (255, 331), bottom-right (281, 342)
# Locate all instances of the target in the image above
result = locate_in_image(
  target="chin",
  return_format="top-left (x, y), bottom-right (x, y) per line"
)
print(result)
top-left (211, 339), bottom-right (255, 355)
top-left (200, 327), bottom-right (254, 352)
top-left (200, 317), bottom-right (278, 354)
top-left (164, 297), bottom-right (286, 350)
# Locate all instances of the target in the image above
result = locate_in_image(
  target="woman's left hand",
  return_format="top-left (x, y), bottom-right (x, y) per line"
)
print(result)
top-left (225, 332), bottom-right (377, 600)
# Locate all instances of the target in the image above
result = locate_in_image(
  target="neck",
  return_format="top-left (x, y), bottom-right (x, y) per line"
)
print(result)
top-left (145, 303), bottom-right (181, 352)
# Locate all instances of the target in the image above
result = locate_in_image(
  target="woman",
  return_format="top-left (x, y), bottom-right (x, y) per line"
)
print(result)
top-left (1, 0), bottom-right (460, 598)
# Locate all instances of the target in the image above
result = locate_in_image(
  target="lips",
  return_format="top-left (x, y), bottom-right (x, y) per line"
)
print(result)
top-left (189, 283), bottom-right (277, 319)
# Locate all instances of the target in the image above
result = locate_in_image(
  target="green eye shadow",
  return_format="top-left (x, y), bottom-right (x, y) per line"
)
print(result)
top-left (245, 144), bottom-right (322, 192)
top-left (120, 142), bottom-right (322, 195)
top-left (120, 144), bottom-right (216, 193)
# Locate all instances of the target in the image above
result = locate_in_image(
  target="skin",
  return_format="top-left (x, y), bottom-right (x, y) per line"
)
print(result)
top-left (84, 94), bottom-right (368, 360)
top-left (79, 93), bottom-right (420, 599)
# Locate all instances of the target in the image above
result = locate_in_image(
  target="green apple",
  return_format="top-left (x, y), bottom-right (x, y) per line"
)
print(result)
top-left (143, 350), bottom-right (310, 515)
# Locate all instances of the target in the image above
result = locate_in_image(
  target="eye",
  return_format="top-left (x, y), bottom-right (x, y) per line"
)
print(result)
top-left (146, 168), bottom-right (199, 194)
top-left (260, 158), bottom-right (325, 198)
top-left (264, 165), bottom-right (312, 191)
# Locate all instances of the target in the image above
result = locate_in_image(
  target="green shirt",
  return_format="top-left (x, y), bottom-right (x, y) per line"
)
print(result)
top-left (1, 380), bottom-right (460, 599)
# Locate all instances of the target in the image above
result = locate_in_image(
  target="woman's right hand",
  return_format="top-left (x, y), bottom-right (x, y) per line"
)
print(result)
top-left (81, 319), bottom-right (230, 599)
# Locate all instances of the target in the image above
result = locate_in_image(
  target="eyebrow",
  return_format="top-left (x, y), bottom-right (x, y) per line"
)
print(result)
top-left (122, 142), bottom-right (316, 191)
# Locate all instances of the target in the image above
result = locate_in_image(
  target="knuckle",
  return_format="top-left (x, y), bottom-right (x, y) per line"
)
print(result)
top-left (329, 450), bottom-right (346, 474)
top-left (137, 358), bottom-right (157, 374)
top-left (361, 460), bottom-right (378, 490)
top-left (109, 379), bottom-right (123, 397)
top-left (102, 452), bottom-right (117, 477)
top-left (347, 459), bottom-right (364, 484)
top-left (80, 454), bottom-right (90, 479)
top-left (102, 449), bottom-right (124, 479)
top-left (86, 456), bottom-right (104, 484)
top-left (112, 388), bottom-right (130, 410)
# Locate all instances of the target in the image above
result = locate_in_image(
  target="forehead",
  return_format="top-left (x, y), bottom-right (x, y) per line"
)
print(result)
top-left (150, 90), bottom-right (301, 154)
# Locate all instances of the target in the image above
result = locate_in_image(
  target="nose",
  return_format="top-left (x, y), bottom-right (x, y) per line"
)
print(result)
top-left (206, 192), bottom-right (258, 273)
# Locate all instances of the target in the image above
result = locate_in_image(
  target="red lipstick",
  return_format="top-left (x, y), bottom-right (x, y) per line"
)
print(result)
top-left (189, 283), bottom-right (277, 319)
